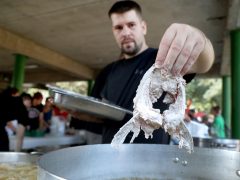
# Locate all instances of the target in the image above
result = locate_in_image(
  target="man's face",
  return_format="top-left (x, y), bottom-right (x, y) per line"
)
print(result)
top-left (111, 10), bottom-right (147, 57)
top-left (23, 99), bottom-right (31, 108)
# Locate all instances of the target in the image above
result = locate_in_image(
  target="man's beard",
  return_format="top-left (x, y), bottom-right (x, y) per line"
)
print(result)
top-left (121, 41), bottom-right (141, 56)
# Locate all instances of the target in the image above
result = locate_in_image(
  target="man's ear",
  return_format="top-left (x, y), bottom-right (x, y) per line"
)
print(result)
top-left (142, 20), bottom-right (147, 35)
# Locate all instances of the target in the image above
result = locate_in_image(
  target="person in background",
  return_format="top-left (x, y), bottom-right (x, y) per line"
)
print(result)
top-left (72, 0), bottom-right (214, 144)
top-left (21, 92), bottom-right (32, 109)
top-left (188, 109), bottom-right (198, 122)
top-left (211, 105), bottom-right (225, 138)
top-left (50, 106), bottom-right (69, 135)
top-left (27, 92), bottom-right (44, 132)
top-left (43, 97), bottom-right (54, 133)
top-left (4, 88), bottom-right (21, 136)
top-left (183, 112), bottom-right (209, 138)
top-left (8, 87), bottom-right (20, 97)
top-left (5, 121), bottom-right (17, 136)
top-left (206, 114), bottom-right (214, 137)
top-left (15, 92), bottom-right (33, 150)
top-left (53, 106), bottom-right (69, 121)
top-left (0, 87), bottom-right (29, 151)
top-left (20, 92), bottom-right (32, 131)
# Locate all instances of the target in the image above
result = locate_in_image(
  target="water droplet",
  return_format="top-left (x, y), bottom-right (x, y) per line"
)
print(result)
top-left (173, 157), bottom-right (179, 163)
top-left (236, 170), bottom-right (240, 177)
top-left (181, 160), bottom-right (188, 166)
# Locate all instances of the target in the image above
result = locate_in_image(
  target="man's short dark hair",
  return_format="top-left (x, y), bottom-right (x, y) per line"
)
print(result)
top-left (108, 0), bottom-right (142, 18)
top-left (2, 87), bottom-right (19, 96)
top-left (212, 105), bottom-right (221, 113)
top-left (33, 92), bottom-right (43, 100)
top-left (21, 92), bottom-right (32, 101)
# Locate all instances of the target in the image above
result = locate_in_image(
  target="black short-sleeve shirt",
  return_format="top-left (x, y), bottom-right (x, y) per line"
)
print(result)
top-left (92, 48), bottom-right (195, 144)
top-left (28, 104), bottom-right (43, 130)
top-left (0, 93), bottom-right (29, 150)
top-left (0, 95), bottom-right (29, 128)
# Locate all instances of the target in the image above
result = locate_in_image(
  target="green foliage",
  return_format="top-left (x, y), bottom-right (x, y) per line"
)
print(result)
top-left (186, 77), bottom-right (222, 112)
top-left (56, 81), bottom-right (88, 95)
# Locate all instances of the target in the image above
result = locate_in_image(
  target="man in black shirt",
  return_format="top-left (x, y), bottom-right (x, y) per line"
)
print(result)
top-left (0, 87), bottom-right (29, 151)
top-left (74, 0), bottom-right (214, 144)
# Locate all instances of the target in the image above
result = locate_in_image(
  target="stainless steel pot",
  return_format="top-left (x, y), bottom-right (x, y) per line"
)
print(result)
top-left (0, 152), bottom-right (39, 179)
top-left (0, 152), bottom-right (38, 164)
top-left (38, 144), bottom-right (240, 180)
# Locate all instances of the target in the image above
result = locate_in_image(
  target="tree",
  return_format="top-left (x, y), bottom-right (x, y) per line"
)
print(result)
top-left (186, 77), bottom-right (222, 112)
top-left (56, 81), bottom-right (88, 95)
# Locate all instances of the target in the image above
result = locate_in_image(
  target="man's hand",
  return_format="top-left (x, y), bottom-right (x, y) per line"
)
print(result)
top-left (15, 124), bottom-right (25, 152)
top-left (155, 23), bottom-right (214, 75)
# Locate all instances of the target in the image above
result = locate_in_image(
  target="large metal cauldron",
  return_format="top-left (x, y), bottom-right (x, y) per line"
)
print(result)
top-left (38, 144), bottom-right (240, 180)
top-left (0, 152), bottom-right (38, 164)
top-left (0, 152), bottom-right (38, 179)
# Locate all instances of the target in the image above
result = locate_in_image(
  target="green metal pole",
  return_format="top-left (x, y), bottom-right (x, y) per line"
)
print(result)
top-left (87, 80), bottom-right (94, 96)
top-left (11, 54), bottom-right (27, 92)
top-left (230, 29), bottom-right (240, 139)
top-left (222, 75), bottom-right (231, 137)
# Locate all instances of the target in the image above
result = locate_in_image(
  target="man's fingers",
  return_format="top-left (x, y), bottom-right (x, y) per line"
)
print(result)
top-left (180, 42), bottom-right (203, 75)
top-left (156, 23), bottom-right (207, 75)
top-left (172, 36), bottom-right (196, 75)
top-left (161, 29), bottom-right (188, 72)
top-left (155, 26), bottom-right (176, 67)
